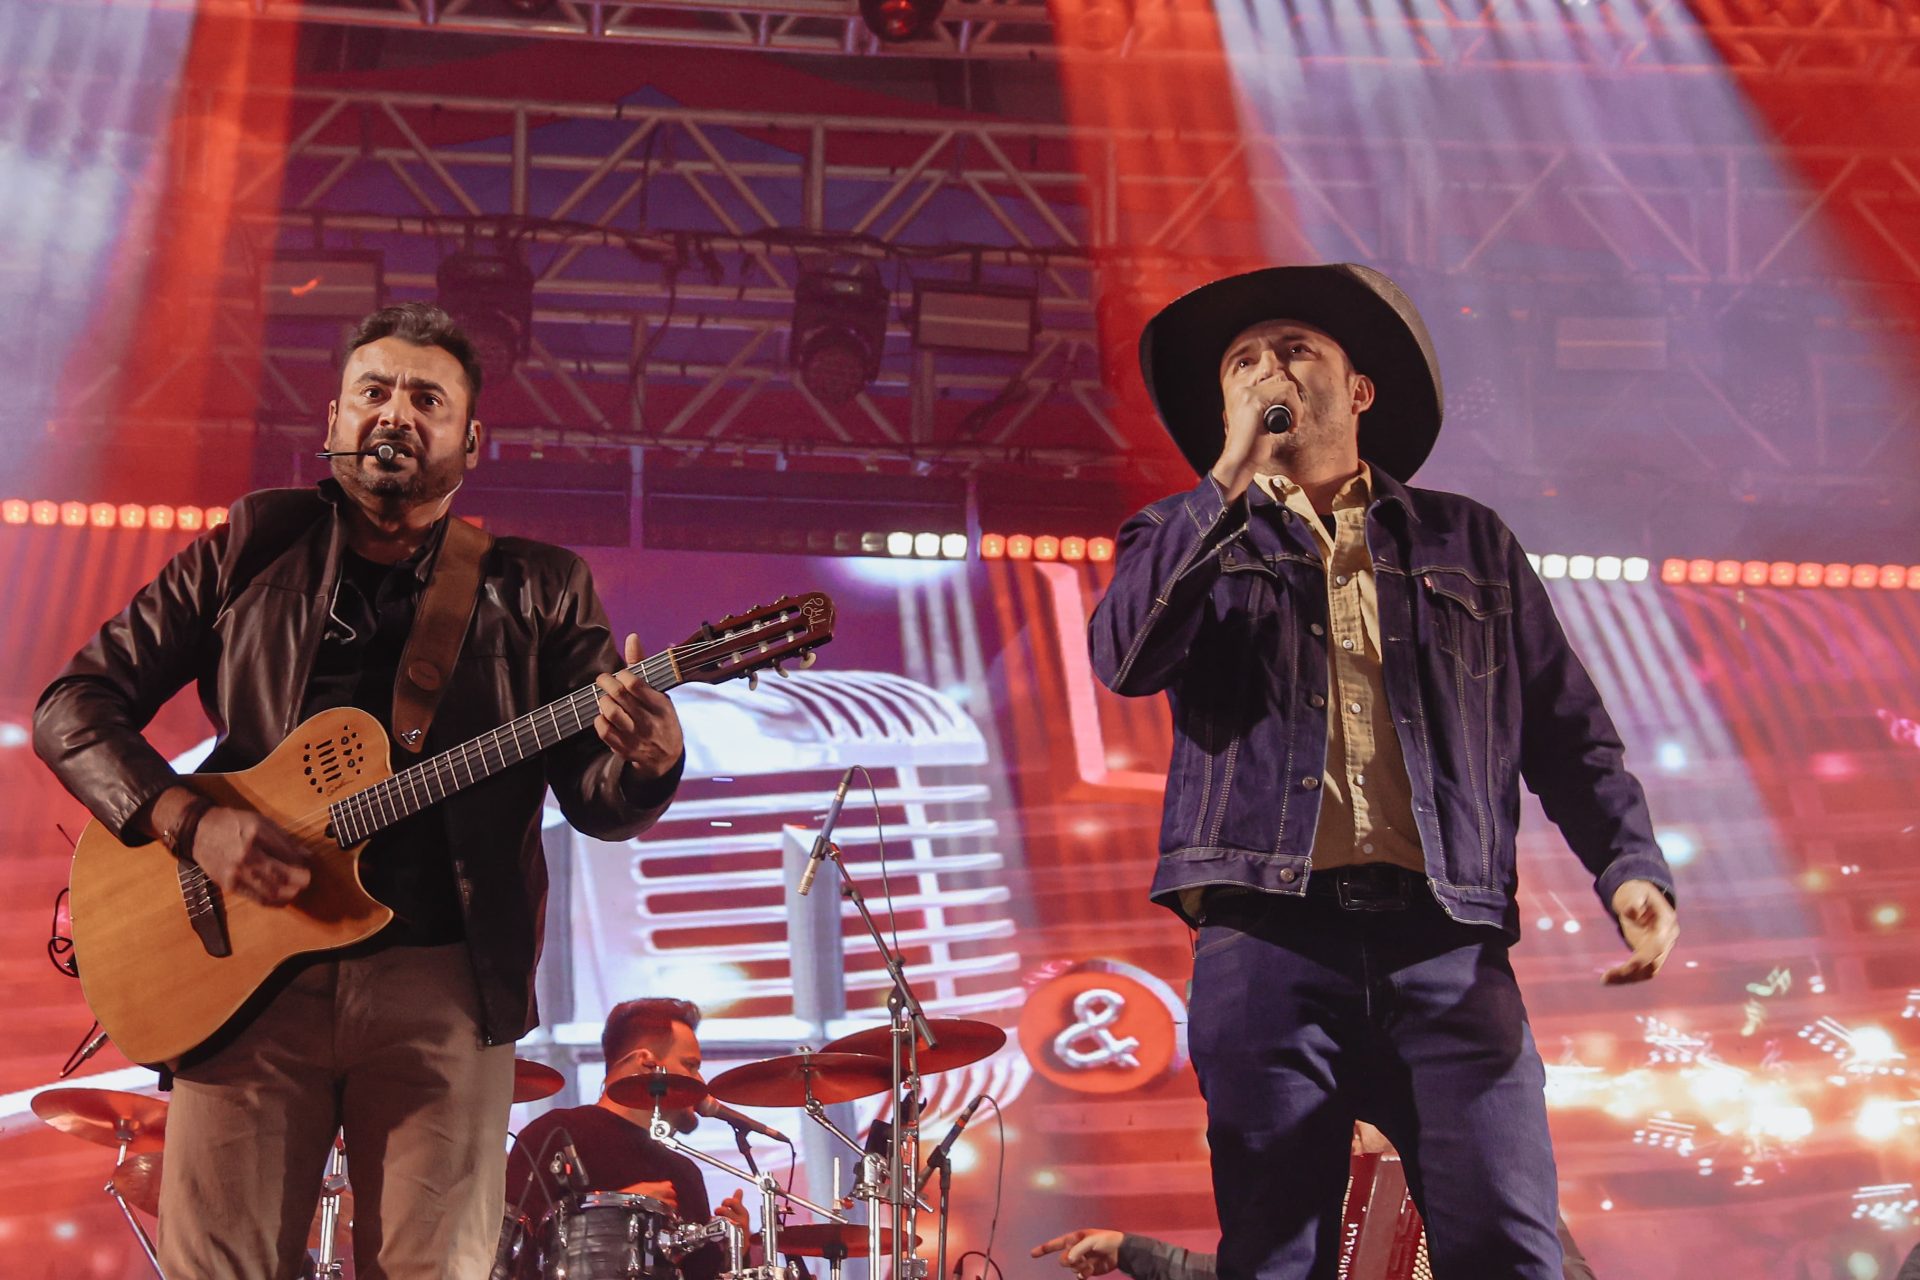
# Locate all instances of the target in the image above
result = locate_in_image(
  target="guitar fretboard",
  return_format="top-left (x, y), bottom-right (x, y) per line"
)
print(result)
top-left (327, 649), bottom-right (682, 848)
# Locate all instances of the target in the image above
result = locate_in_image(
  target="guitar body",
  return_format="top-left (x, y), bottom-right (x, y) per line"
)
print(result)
top-left (69, 708), bottom-right (396, 1065)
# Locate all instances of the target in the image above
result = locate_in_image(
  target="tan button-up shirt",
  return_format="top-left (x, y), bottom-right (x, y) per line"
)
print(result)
top-left (1255, 465), bottom-right (1424, 875)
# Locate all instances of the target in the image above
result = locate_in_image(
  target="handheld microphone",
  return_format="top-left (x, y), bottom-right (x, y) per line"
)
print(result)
top-left (698, 1095), bottom-right (792, 1145)
top-left (796, 766), bottom-right (856, 897)
top-left (920, 1092), bottom-right (988, 1183)
top-left (1263, 403), bottom-right (1294, 434)
top-left (315, 443), bottom-right (400, 462)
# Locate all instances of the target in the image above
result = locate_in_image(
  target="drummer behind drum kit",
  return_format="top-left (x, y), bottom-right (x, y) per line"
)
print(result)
top-left (29, 1020), bottom-right (1006, 1280)
top-left (32, 766), bottom-right (1009, 1280)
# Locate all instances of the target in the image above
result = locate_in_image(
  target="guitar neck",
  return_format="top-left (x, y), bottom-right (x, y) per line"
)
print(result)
top-left (329, 648), bottom-right (685, 847)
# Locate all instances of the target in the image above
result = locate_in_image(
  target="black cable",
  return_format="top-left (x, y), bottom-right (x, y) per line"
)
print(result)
top-left (947, 1095), bottom-right (1007, 1280)
top-left (854, 766), bottom-right (900, 953)
top-left (978, 1096), bottom-right (1007, 1280)
top-left (47, 886), bottom-right (78, 978)
top-left (57, 1020), bottom-right (103, 1079)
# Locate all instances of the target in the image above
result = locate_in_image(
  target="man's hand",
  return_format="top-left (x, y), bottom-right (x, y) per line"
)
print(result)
top-left (191, 807), bottom-right (312, 906)
top-left (1031, 1229), bottom-right (1125, 1279)
top-left (715, 1189), bottom-right (749, 1233)
top-left (595, 633), bottom-right (685, 782)
top-left (619, 1179), bottom-right (680, 1212)
top-left (1210, 378), bottom-right (1293, 503)
top-left (1603, 879), bottom-right (1679, 985)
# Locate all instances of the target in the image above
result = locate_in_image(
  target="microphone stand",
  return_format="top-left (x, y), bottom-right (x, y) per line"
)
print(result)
top-left (642, 1076), bottom-right (846, 1280)
top-left (811, 837), bottom-right (938, 1280)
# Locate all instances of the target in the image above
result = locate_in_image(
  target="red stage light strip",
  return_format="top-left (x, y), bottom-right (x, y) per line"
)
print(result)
top-left (979, 533), bottom-right (1116, 563)
top-left (1, 500), bottom-right (229, 532)
top-left (1661, 560), bottom-right (1920, 591)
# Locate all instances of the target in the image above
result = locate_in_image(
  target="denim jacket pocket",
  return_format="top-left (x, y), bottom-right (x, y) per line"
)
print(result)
top-left (1421, 570), bottom-right (1511, 679)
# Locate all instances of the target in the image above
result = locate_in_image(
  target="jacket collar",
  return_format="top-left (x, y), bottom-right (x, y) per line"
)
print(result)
top-left (316, 477), bottom-right (451, 586)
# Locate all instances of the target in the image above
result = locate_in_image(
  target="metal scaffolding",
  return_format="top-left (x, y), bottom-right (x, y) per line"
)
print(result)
top-left (52, 0), bottom-right (1920, 77)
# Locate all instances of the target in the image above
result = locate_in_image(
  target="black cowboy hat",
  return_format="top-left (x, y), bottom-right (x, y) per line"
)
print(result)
top-left (1138, 263), bottom-right (1444, 483)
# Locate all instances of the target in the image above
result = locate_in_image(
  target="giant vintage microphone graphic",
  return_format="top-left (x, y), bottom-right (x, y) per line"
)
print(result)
top-left (795, 766), bottom-right (856, 897)
top-left (1263, 404), bottom-right (1294, 434)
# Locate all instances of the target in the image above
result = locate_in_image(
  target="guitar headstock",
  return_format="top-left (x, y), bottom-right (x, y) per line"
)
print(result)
top-left (673, 592), bottom-right (836, 687)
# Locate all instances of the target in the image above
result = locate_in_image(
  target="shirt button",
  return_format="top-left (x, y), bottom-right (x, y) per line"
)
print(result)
top-left (1341, 638), bottom-right (1356, 650)
top-left (1348, 701), bottom-right (1363, 714)
top-left (1335, 574), bottom-right (1350, 585)
top-left (1309, 694), bottom-right (1326, 708)
top-left (1361, 842), bottom-right (1375, 855)
top-left (1302, 776), bottom-right (1320, 790)
top-left (1354, 775), bottom-right (1367, 788)
top-left (1310, 623), bottom-right (1325, 637)
top-left (1279, 867), bottom-right (1298, 883)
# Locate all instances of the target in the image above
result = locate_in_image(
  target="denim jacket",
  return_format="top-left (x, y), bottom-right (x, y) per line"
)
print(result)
top-left (1088, 468), bottom-right (1673, 937)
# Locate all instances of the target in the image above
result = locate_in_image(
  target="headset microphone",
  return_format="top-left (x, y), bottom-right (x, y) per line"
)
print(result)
top-left (315, 444), bottom-right (399, 462)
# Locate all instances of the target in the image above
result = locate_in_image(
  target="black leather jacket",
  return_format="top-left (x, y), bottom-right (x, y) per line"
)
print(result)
top-left (33, 480), bottom-right (680, 1045)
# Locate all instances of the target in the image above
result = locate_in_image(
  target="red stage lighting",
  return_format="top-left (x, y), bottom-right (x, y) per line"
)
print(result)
top-left (1007, 534), bottom-right (1033, 560)
top-left (2, 500), bottom-right (26, 525)
top-left (1088, 537), bottom-right (1115, 562)
top-left (1061, 536), bottom-right (1088, 562)
top-left (1034, 535), bottom-right (1061, 561)
top-left (860, 0), bottom-right (945, 41)
top-left (981, 533), bottom-right (1007, 560)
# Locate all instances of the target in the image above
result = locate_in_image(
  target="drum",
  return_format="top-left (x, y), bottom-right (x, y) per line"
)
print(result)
top-left (492, 1206), bottom-right (536, 1280)
top-left (541, 1192), bottom-right (676, 1280)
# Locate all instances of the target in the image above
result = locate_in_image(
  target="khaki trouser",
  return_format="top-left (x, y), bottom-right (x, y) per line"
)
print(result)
top-left (157, 943), bottom-right (516, 1279)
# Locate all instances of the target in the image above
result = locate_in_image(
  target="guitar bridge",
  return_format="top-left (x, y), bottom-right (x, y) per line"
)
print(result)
top-left (177, 861), bottom-right (232, 958)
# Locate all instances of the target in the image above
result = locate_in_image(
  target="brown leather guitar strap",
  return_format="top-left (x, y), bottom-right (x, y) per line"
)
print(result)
top-left (391, 516), bottom-right (494, 754)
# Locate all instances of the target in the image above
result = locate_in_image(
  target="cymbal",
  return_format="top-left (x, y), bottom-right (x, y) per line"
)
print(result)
top-left (514, 1058), bottom-right (565, 1104)
top-left (604, 1070), bottom-right (710, 1112)
top-left (107, 1152), bottom-right (163, 1217)
top-left (822, 1019), bottom-right (1008, 1075)
top-left (767, 1224), bottom-right (921, 1259)
top-left (707, 1053), bottom-right (894, 1108)
top-left (31, 1088), bottom-right (167, 1153)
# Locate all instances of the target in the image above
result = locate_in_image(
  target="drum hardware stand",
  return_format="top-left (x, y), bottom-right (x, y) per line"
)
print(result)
top-left (922, 1150), bottom-right (953, 1280)
top-left (645, 1076), bottom-right (846, 1280)
top-left (312, 1131), bottom-right (349, 1278)
top-left (810, 838), bottom-right (937, 1280)
top-left (103, 1123), bottom-right (163, 1280)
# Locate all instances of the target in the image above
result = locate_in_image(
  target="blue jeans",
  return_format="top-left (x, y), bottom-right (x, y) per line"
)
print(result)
top-left (1188, 881), bottom-right (1564, 1280)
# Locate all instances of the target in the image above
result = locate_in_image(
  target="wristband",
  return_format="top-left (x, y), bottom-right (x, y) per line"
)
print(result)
top-left (161, 795), bottom-right (216, 864)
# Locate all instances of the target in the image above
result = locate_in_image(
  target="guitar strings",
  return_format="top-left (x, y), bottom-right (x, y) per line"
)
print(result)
top-left (315, 612), bottom-right (816, 845)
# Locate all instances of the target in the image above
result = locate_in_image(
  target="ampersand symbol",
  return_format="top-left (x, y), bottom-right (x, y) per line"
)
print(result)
top-left (1051, 987), bottom-right (1142, 1070)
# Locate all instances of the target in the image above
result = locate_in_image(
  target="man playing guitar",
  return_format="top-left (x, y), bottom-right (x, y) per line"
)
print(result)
top-left (34, 302), bottom-right (686, 1278)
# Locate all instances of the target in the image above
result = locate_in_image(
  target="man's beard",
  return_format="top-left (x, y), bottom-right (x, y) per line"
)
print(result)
top-left (336, 452), bottom-right (464, 509)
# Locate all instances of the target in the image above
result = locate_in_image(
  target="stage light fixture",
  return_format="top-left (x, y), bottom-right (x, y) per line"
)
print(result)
top-left (911, 283), bottom-right (1038, 355)
top-left (790, 259), bottom-right (890, 406)
top-left (859, 0), bottom-right (945, 42)
top-left (437, 246), bottom-right (535, 379)
top-left (262, 251), bottom-right (384, 321)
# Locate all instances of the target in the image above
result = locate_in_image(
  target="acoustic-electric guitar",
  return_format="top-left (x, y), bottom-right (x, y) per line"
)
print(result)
top-left (67, 592), bottom-right (836, 1066)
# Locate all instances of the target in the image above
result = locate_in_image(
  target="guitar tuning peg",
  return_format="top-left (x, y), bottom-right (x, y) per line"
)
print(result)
top-left (800, 651), bottom-right (818, 669)
top-left (774, 661), bottom-right (791, 679)
top-left (747, 671), bottom-right (761, 692)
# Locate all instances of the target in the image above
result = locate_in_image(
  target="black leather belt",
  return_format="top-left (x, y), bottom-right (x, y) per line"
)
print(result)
top-left (1307, 863), bottom-right (1427, 911)
top-left (1202, 864), bottom-right (1429, 923)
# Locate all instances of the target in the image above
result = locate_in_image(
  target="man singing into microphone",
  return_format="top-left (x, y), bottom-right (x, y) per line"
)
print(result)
top-left (1087, 264), bottom-right (1678, 1278)
top-left (506, 998), bottom-right (750, 1276)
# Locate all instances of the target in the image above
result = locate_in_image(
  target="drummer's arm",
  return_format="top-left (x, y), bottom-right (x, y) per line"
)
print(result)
top-left (619, 1179), bottom-right (682, 1212)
